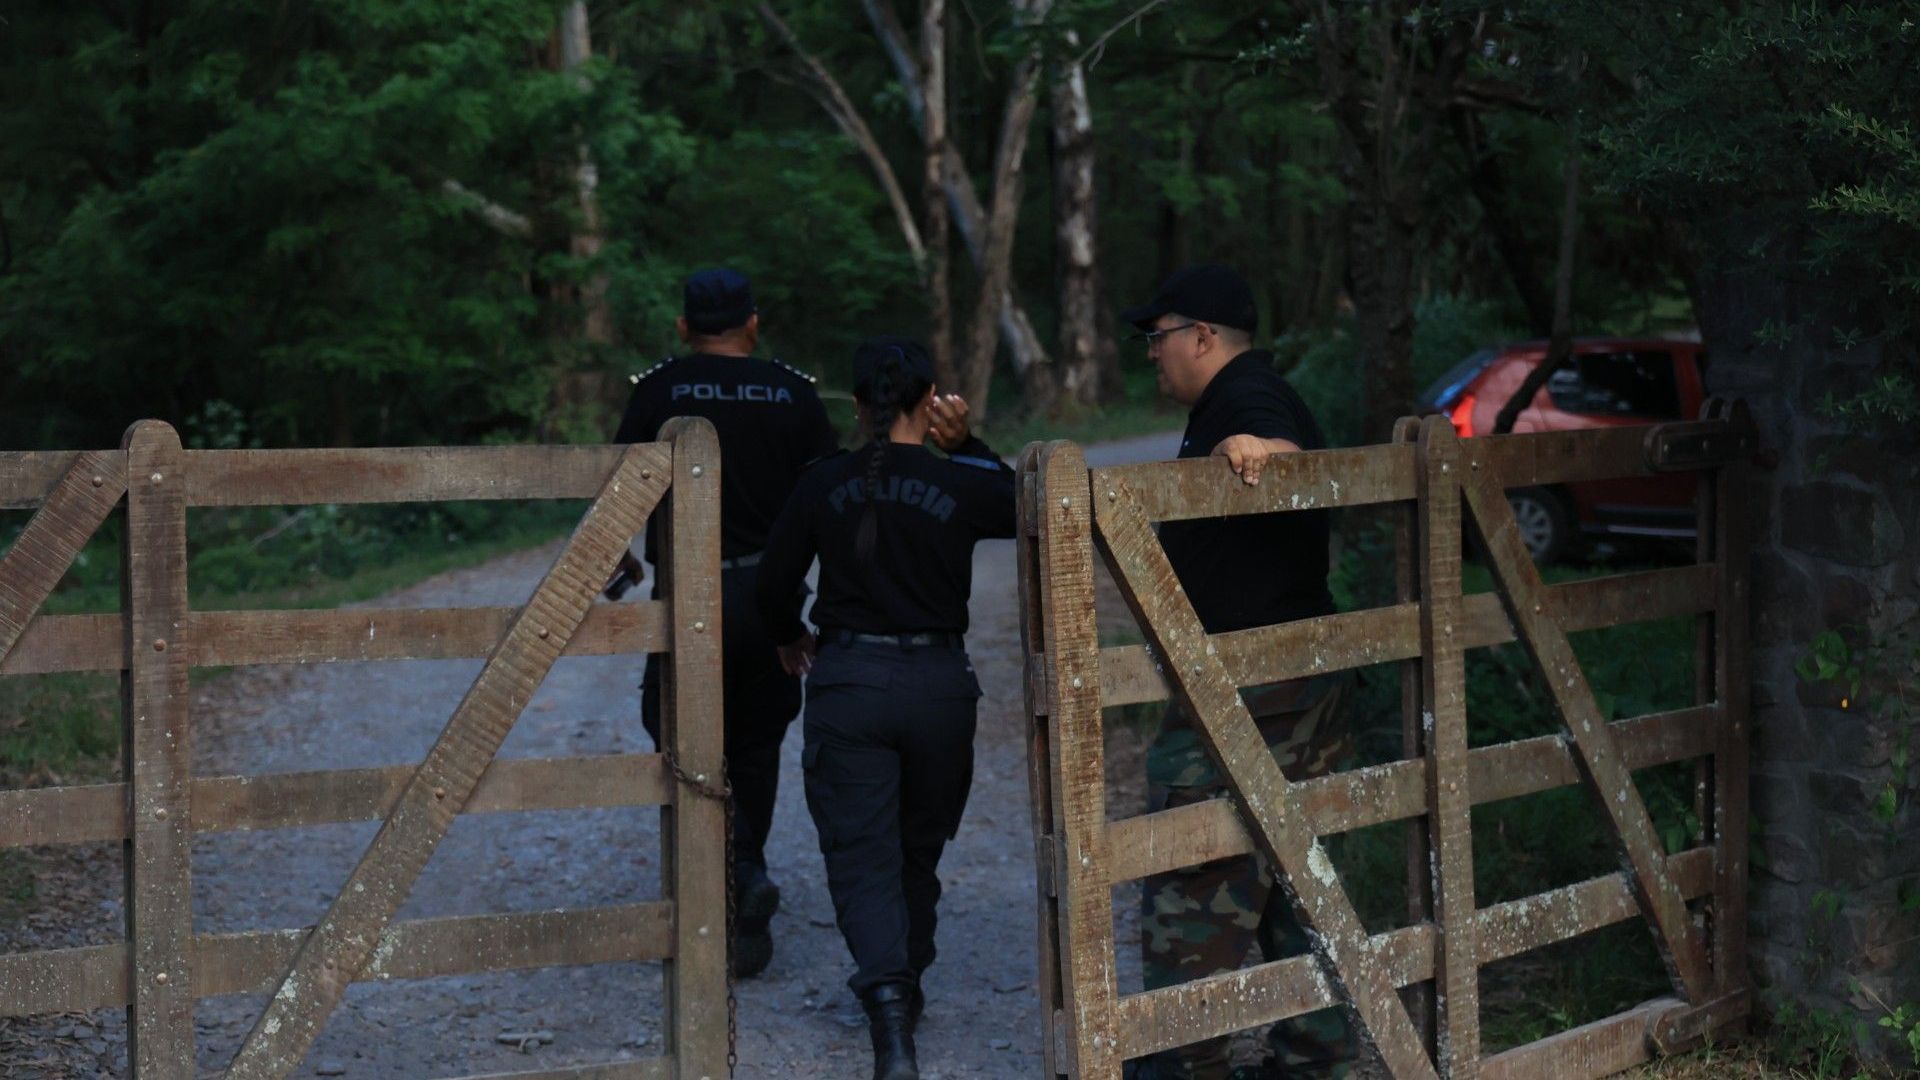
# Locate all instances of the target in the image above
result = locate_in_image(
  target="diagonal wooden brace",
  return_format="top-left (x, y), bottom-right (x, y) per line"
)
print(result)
top-left (1456, 457), bottom-right (1713, 1003)
top-left (1092, 477), bottom-right (1439, 1080)
top-left (222, 442), bottom-right (673, 1080)
top-left (0, 451), bottom-right (127, 665)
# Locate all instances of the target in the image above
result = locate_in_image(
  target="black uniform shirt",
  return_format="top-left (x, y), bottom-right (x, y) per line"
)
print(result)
top-left (756, 436), bottom-right (1016, 642)
top-left (614, 353), bottom-right (839, 561)
top-left (1161, 349), bottom-right (1335, 633)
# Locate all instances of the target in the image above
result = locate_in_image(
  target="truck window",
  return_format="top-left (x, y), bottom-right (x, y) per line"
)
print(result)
top-left (1546, 350), bottom-right (1682, 419)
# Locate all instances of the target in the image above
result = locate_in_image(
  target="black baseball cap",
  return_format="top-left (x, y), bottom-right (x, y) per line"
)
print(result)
top-left (683, 268), bottom-right (756, 335)
top-left (1121, 264), bottom-right (1258, 336)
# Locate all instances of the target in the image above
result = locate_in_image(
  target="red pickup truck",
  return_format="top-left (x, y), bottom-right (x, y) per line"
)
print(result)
top-left (1420, 337), bottom-right (1707, 561)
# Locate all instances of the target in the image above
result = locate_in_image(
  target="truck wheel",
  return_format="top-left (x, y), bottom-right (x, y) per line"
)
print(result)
top-left (1508, 487), bottom-right (1573, 563)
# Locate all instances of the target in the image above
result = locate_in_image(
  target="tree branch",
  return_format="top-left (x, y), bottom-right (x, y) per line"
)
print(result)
top-left (441, 178), bottom-right (533, 239)
top-left (756, 2), bottom-right (926, 274)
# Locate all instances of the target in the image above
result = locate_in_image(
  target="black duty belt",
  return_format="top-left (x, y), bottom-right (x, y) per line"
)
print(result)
top-left (824, 629), bottom-right (964, 649)
top-left (720, 551), bottom-right (763, 571)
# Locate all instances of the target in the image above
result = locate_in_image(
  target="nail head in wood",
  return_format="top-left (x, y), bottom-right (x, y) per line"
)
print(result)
top-left (91, 475), bottom-right (104, 487)
top-left (690, 465), bottom-right (704, 477)
top-left (155, 972), bottom-right (168, 984)
top-left (1060, 496), bottom-right (1071, 507)
top-left (694, 620), bottom-right (707, 632)
top-left (537, 626), bottom-right (550, 639)
top-left (152, 638), bottom-right (167, 652)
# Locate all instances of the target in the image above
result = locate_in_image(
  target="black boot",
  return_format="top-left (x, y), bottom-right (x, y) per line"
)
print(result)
top-left (862, 984), bottom-right (920, 1080)
top-left (732, 863), bottom-right (780, 979)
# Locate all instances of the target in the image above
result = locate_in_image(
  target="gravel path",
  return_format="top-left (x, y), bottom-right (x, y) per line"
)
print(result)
top-left (1, 432), bottom-right (1179, 1080)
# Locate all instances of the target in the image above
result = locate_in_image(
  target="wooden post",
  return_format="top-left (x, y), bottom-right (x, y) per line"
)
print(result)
top-left (1015, 445), bottom-right (1072, 1079)
top-left (1417, 418), bottom-right (1480, 1077)
top-left (1392, 416), bottom-right (1435, 1053)
top-left (1707, 400), bottom-right (1753, 999)
top-left (1035, 443), bottom-right (1118, 1079)
top-left (659, 417), bottom-right (728, 1079)
top-left (121, 421), bottom-right (195, 1078)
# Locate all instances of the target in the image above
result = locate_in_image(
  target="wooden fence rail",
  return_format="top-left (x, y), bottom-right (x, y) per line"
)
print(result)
top-left (1017, 402), bottom-right (1756, 1080)
top-left (0, 420), bottom-right (729, 1080)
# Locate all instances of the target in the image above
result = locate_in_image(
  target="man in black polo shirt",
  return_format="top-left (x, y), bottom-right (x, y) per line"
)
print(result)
top-left (609, 268), bottom-right (839, 978)
top-left (1121, 265), bottom-right (1357, 1080)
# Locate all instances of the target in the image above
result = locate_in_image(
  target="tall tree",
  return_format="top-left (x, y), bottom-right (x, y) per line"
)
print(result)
top-left (1049, 29), bottom-right (1121, 410)
top-left (1287, 1), bottom-right (1481, 440)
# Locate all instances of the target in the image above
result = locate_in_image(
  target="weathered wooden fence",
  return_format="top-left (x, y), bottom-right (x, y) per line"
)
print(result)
top-left (1016, 401), bottom-right (1756, 1079)
top-left (0, 418), bottom-right (729, 1080)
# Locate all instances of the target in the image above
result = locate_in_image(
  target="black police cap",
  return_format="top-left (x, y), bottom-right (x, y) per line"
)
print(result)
top-left (1121, 264), bottom-right (1258, 336)
top-left (683, 268), bottom-right (756, 335)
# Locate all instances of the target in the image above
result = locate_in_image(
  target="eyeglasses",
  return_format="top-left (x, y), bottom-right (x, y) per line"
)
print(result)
top-left (1128, 322), bottom-right (1203, 347)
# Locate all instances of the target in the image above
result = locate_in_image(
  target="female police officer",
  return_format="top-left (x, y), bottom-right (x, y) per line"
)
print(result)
top-left (755, 336), bottom-right (1015, 1080)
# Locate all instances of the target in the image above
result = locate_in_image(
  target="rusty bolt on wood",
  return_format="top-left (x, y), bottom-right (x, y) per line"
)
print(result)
top-left (152, 639), bottom-right (167, 652)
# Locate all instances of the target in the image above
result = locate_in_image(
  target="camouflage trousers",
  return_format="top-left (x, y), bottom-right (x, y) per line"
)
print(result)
top-left (1139, 672), bottom-right (1359, 1080)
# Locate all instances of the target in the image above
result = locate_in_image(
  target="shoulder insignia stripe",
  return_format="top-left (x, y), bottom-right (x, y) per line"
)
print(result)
top-left (630, 356), bottom-right (679, 384)
top-left (773, 358), bottom-right (818, 384)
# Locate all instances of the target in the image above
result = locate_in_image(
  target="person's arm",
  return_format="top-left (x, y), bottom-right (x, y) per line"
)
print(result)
top-left (928, 395), bottom-right (1016, 538)
top-left (755, 478), bottom-right (820, 673)
top-left (1211, 383), bottom-right (1307, 486)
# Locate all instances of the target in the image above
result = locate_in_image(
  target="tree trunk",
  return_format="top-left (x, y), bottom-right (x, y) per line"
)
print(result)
top-left (1347, 189), bottom-right (1418, 443)
top-left (541, 1), bottom-right (614, 434)
top-left (1453, 108), bottom-right (1553, 337)
top-left (920, 0), bottom-right (955, 389)
top-left (1494, 143), bottom-right (1580, 435)
top-left (757, 2), bottom-right (924, 277)
top-left (1050, 36), bottom-right (1118, 410)
top-left (863, 0), bottom-right (1050, 379)
top-left (959, 0), bottom-right (1052, 415)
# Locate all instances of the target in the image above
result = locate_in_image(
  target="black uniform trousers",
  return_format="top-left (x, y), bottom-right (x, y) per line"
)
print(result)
top-left (801, 640), bottom-right (981, 996)
top-left (642, 562), bottom-right (804, 873)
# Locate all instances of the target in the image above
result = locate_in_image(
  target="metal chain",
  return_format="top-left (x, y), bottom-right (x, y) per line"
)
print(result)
top-left (665, 749), bottom-right (738, 1074)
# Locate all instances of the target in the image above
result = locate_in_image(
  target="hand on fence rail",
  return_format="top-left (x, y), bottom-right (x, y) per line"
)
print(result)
top-left (1211, 433), bottom-right (1301, 486)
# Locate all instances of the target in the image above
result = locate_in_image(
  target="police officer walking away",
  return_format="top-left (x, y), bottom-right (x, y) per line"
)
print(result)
top-left (609, 268), bottom-right (838, 977)
top-left (1120, 265), bottom-right (1358, 1080)
top-left (754, 336), bottom-right (1015, 1080)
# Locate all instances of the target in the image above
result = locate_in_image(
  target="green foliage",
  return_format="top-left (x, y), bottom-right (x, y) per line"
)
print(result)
top-left (0, 0), bottom-right (691, 449)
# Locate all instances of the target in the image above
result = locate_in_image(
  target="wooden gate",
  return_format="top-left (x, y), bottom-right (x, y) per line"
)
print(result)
top-left (1016, 402), bottom-right (1756, 1079)
top-left (0, 418), bottom-right (729, 1080)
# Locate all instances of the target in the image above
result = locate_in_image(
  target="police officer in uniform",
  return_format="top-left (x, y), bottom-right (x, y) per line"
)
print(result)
top-left (754, 336), bottom-right (1015, 1080)
top-left (610, 268), bottom-right (839, 978)
top-left (1120, 266), bottom-right (1358, 1080)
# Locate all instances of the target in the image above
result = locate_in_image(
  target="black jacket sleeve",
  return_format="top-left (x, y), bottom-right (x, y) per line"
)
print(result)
top-left (947, 435), bottom-right (1017, 539)
top-left (756, 474), bottom-right (819, 644)
top-left (612, 386), bottom-right (657, 444)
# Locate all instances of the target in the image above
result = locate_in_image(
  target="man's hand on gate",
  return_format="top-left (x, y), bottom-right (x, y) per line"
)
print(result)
top-left (776, 631), bottom-right (817, 677)
top-left (1212, 434), bottom-right (1301, 486)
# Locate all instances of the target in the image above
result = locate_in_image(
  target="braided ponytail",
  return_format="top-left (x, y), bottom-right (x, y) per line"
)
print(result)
top-left (851, 338), bottom-right (934, 562)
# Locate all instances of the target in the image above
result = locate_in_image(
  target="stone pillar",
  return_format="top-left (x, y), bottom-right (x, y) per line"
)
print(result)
top-left (1697, 267), bottom-right (1920, 1054)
